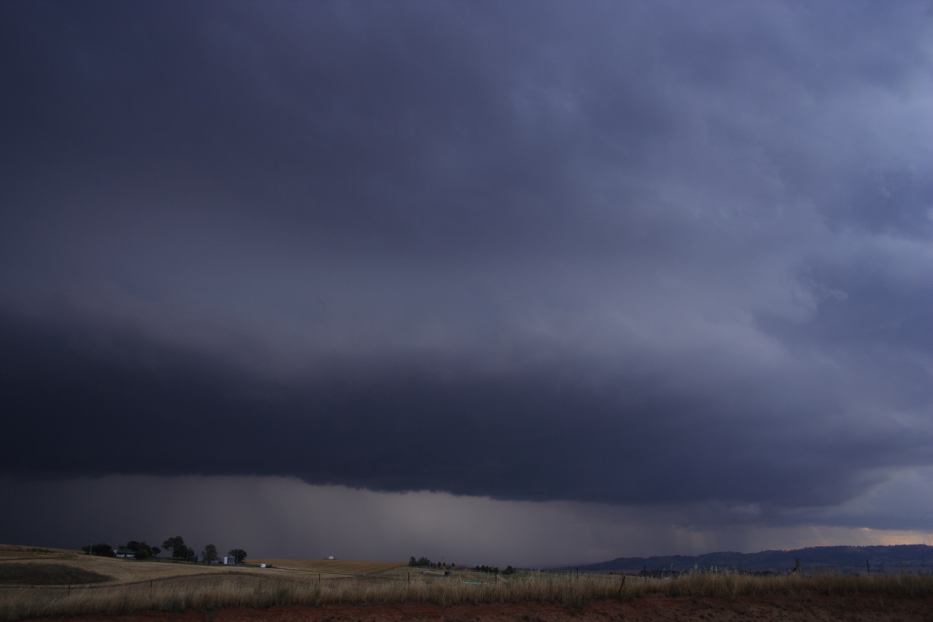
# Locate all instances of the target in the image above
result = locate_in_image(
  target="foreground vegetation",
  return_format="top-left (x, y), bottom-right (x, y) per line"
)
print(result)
top-left (0, 563), bottom-right (110, 586)
top-left (4, 570), bottom-right (933, 621)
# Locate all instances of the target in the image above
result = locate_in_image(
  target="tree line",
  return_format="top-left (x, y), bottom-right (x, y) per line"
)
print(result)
top-left (408, 556), bottom-right (516, 575)
top-left (408, 556), bottom-right (455, 569)
top-left (82, 536), bottom-right (247, 564)
top-left (474, 564), bottom-right (516, 575)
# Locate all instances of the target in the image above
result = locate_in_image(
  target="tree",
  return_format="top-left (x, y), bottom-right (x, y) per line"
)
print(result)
top-left (228, 548), bottom-right (248, 564)
top-left (82, 543), bottom-right (115, 557)
top-left (203, 544), bottom-right (218, 564)
top-left (151, 546), bottom-right (160, 557)
top-left (163, 536), bottom-right (193, 560)
top-left (163, 536), bottom-right (183, 555)
top-left (126, 540), bottom-right (158, 560)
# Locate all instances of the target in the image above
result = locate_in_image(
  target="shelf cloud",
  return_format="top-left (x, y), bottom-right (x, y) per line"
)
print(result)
top-left (3, 0), bottom-right (933, 558)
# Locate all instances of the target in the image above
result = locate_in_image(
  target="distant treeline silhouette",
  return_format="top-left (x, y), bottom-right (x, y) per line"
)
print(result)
top-left (81, 536), bottom-right (246, 564)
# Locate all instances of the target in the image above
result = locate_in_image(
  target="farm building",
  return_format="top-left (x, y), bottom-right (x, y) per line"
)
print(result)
top-left (222, 555), bottom-right (237, 565)
top-left (113, 547), bottom-right (135, 559)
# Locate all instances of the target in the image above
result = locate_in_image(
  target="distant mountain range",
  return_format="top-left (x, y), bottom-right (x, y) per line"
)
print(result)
top-left (562, 545), bottom-right (933, 575)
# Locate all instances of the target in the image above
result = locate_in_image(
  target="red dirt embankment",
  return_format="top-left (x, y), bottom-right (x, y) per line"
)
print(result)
top-left (28, 593), bottom-right (933, 622)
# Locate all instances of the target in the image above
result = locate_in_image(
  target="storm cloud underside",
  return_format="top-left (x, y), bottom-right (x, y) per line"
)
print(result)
top-left (3, 1), bottom-right (933, 557)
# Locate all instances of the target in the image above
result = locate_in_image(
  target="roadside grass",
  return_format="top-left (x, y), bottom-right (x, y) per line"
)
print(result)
top-left (656, 571), bottom-right (933, 599)
top-left (4, 571), bottom-right (933, 621)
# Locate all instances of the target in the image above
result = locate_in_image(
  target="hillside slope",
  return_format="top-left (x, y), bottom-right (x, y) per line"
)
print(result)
top-left (565, 544), bottom-right (933, 574)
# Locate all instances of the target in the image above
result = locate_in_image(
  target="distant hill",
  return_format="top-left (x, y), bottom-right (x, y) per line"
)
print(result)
top-left (562, 545), bottom-right (933, 575)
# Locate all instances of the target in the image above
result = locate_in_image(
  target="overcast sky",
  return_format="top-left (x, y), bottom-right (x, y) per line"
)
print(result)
top-left (3, 0), bottom-right (933, 567)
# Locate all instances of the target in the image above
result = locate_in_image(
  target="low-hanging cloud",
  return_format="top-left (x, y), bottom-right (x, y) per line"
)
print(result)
top-left (3, 0), bottom-right (933, 546)
top-left (4, 474), bottom-right (932, 567)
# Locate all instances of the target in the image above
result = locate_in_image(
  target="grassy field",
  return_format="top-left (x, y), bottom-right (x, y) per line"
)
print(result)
top-left (4, 545), bottom-right (933, 621)
top-left (0, 563), bottom-right (110, 586)
top-left (249, 559), bottom-right (405, 576)
top-left (6, 568), bottom-right (933, 620)
top-left (0, 548), bottom-right (285, 587)
top-left (0, 545), bottom-right (71, 561)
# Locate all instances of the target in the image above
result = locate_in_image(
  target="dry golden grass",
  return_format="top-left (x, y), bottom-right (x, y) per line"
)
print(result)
top-left (4, 547), bottom-right (933, 621)
top-left (250, 559), bottom-right (405, 576)
top-left (0, 556), bottom-right (279, 586)
top-left (4, 569), bottom-right (933, 621)
top-left (0, 545), bottom-right (76, 561)
top-left (0, 563), bottom-right (111, 585)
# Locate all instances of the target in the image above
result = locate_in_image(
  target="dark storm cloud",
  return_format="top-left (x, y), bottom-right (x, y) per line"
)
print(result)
top-left (3, 307), bottom-right (932, 515)
top-left (6, 475), bottom-right (929, 567)
top-left (3, 0), bottom-right (933, 529)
